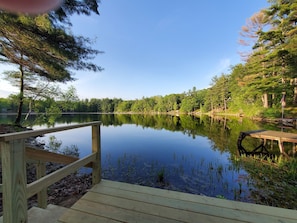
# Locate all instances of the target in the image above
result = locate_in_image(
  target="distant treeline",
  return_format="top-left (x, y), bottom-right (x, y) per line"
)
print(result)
top-left (0, 89), bottom-right (205, 114)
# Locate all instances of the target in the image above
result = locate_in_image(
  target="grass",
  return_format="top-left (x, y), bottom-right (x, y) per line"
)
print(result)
top-left (236, 154), bottom-right (297, 208)
top-left (157, 167), bottom-right (165, 183)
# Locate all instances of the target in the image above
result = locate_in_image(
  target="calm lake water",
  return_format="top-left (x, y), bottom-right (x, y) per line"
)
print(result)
top-left (1, 113), bottom-right (295, 205)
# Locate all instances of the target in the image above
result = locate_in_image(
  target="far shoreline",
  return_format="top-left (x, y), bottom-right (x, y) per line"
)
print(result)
top-left (1, 111), bottom-right (296, 126)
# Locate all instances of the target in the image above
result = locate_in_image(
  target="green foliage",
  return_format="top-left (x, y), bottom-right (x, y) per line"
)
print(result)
top-left (261, 108), bottom-right (282, 118)
top-left (237, 155), bottom-right (297, 208)
top-left (46, 135), bottom-right (62, 153)
top-left (157, 167), bottom-right (165, 183)
top-left (0, 1), bottom-right (102, 125)
top-left (46, 135), bottom-right (79, 157)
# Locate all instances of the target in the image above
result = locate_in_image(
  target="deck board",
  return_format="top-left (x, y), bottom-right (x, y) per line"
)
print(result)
top-left (59, 180), bottom-right (297, 223)
top-left (244, 130), bottom-right (297, 143)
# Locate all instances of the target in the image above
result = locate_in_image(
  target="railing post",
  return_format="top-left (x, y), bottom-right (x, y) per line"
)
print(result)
top-left (36, 161), bottom-right (47, 209)
top-left (92, 124), bottom-right (101, 186)
top-left (1, 139), bottom-right (27, 223)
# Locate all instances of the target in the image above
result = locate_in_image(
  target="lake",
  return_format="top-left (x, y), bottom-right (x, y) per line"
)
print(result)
top-left (1, 113), bottom-right (296, 208)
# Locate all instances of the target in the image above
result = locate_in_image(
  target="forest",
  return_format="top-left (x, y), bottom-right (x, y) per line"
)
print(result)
top-left (1, 1), bottom-right (297, 120)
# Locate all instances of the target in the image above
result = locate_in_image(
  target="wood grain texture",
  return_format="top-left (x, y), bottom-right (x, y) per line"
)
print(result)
top-left (27, 153), bottom-right (96, 198)
top-left (0, 121), bottom-right (101, 142)
top-left (59, 180), bottom-right (297, 223)
top-left (36, 162), bottom-right (47, 209)
top-left (1, 140), bottom-right (28, 223)
top-left (91, 124), bottom-right (101, 185)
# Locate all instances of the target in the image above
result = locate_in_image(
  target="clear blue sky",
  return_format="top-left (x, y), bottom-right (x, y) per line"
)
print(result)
top-left (0, 0), bottom-right (269, 100)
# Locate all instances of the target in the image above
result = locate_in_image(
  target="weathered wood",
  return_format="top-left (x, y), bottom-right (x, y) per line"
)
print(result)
top-left (0, 121), bottom-right (101, 142)
top-left (1, 139), bottom-right (28, 223)
top-left (27, 153), bottom-right (96, 199)
top-left (36, 161), bottom-right (47, 209)
top-left (247, 130), bottom-right (297, 143)
top-left (91, 124), bottom-right (101, 185)
top-left (59, 180), bottom-right (297, 223)
top-left (238, 130), bottom-right (297, 155)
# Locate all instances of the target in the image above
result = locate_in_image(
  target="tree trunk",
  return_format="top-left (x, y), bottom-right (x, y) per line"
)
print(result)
top-left (262, 93), bottom-right (269, 108)
top-left (293, 78), bottom-right (297, 105)
top-left (25, 99), bottom-right (32, 120)
top-left (15, 65), bottom-right (24, 126)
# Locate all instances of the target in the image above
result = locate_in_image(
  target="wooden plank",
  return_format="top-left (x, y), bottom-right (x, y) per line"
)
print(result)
top-left (86, 183), bottom-right (296, 223)
top-left (0, 146), bottom-right (91, 167)
top-left (36, 161), bottom-right (47, 209)
top-left (26, 147), bottom-right (78, 164)
top-left (27, 153), bottom-right (96, 198)
top-left (59, 180), bottom-right (297, 223)
top-left (245, 130), bottom-right (297, 143)
top-left (71, 196), bottom-right (197, 223)
top-left (59, 208), bottom-right (122, 223)
top-left (0, 121), bottom-right (101, 142)
top-left (96, 180), bottom-right (297, 220)
top-left (91, 124), bottom-right (101, 185)
top-left (240, 130), bottom-right (297, 154)
top-left (25, 147), bottom-right (92, 168)
top-left (1, 139), bottom-right (28, 223)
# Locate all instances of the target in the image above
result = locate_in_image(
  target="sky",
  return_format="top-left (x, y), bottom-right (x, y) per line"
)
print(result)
top-left (0, 0), bottom-right (269, 100)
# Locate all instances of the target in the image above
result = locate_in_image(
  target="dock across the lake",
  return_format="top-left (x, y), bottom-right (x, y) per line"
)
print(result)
top-left (58, 179), bottom-right (297, 223)
top-left (237, 129), bottom-right (297, 156)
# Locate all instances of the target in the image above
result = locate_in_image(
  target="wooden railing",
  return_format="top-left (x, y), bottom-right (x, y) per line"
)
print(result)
top-left (0, 121), bottom-right (101, 223)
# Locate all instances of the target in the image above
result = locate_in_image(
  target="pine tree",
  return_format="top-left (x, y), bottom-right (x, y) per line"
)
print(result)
top-left (0, 0), bottom-right (103, 125)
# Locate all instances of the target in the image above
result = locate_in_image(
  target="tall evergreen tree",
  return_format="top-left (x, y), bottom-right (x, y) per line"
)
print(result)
top-left (257, 0), bottom-right (297, 106)
top-left (239, 1), bottom-right (297, 108)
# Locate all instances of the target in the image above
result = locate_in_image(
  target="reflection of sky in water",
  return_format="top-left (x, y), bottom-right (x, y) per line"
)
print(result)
top-left (37, 124), bottom-right (253, 202)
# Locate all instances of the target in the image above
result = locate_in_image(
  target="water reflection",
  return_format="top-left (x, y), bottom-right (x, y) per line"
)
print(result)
top-left (92, 124), bottom-right (252, 202)
top-left (1, 114), bottom-right (296, 208)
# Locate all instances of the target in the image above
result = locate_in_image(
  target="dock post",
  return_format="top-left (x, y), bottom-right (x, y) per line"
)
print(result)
top-left (92, 123), bottom-right (101, 185)
top-left (1, 139), bottom-right (28, 223)
top-left (237, 132), bottom-right (247, 155)
top-left (278, 139), bottom-right (285, 154)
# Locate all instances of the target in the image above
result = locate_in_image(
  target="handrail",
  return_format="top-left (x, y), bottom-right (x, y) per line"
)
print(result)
top-left (0, 121), bottom-right (101, 142)
top-left (27, 153), bottom-right (96, 198)
top-left (0, 121), bottom-right (101, 223)
top-left (0, 146), bottom-right (92, 194)
top-left (25, 146), bottom-right (87, 166)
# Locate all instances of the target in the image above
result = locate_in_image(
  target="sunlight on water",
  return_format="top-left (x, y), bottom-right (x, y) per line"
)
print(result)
top-left (4, 113), bottom-right (295, 207)
top-left (36, 123), bottom-right (253, 202)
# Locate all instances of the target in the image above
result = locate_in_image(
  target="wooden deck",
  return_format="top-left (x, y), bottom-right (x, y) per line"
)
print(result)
top-left (238, 130), bottom-right (297, 156)
top-left (243, 130), bottom-right (297, 143)
top-left (58, 180), bottom-right (297, 223)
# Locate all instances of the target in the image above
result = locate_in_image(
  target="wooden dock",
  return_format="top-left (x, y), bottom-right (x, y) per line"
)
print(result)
top-left (1, 123), bottom-right (297, 223)
top-left (238, 130), bottom-right (297, 156)
top-left (58, 180), bottom-right (297, 223)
